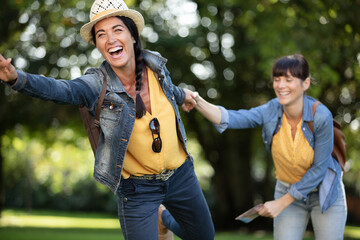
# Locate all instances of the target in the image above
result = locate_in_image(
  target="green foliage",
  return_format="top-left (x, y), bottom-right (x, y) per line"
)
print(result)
top-left (1, 0), bottom-right (360, 230)
top-left (2, 126), bottom-right (116, 212)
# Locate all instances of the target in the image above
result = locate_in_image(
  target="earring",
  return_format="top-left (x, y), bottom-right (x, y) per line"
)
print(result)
top-left (133, 40), bottom-right (136, 43)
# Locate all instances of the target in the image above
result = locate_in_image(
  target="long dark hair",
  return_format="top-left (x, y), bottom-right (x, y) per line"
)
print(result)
top-left (92, 16), bottom-right (146, 118)
top-left (272, 54), bottom-right (310, 81)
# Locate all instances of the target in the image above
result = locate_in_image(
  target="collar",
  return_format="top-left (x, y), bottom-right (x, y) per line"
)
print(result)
top-left (99, 61), bottom-right (127, 93)
top-left (274, 95), bottom-right (317, 124)
top-left (302, 95), bottom-right (317, 123)
top-left (143, 49), bottom-right (167, 74)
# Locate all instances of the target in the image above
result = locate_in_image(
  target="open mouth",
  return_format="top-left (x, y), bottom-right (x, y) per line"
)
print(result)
top-left (108, 46), bottom-right (123, 56)
top-left (279, 91), bottom-right (290, 96)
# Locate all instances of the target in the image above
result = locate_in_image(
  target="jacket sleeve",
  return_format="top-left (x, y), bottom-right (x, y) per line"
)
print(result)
top-left (162, 66), bottom-right (185, 106)
top-left (11, 70), bottom-right (103, 109)
top-left (214, 99), bottom-right (278, 133)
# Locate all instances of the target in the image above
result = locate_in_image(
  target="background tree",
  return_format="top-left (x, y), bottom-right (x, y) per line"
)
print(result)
top-left (1, 0), bottom-right (360, 230)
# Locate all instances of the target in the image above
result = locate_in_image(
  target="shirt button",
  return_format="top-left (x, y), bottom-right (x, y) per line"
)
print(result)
top-left (171, 96), bottom-right (174, 100)
top-left (123, 197), bottom-right (128, 202)
top-left (264, 141), bottom-right (268, 144)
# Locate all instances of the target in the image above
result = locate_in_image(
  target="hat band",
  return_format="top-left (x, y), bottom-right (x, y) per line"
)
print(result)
top-left (91, 9), bottom-right (121, 21)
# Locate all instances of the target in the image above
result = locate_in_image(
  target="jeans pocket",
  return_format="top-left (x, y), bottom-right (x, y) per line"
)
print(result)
top-left (274, 181), bottom-right (290, 199)
top-left (119, 178), bottom-right (136, 195)
top-left (120, 178), bottom-right (166, 200)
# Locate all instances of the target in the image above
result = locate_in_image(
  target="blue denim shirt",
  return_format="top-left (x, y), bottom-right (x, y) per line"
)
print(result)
top-left (11, 50), bottom-right (190, 194)
top-left (215, 95), bottom-right (342, 213)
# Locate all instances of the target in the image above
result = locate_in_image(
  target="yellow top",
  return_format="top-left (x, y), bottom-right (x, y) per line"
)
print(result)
top-left (271, 113), bottom-right (314, 184)
top-left (122, 67), bottom-right (187, 178)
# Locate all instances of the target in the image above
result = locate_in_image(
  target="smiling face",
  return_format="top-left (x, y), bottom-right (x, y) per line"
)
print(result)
top-left (273, 72), bottom-right (310, 108)
top-left (271, 54), bottom-right (311, 110)
top-left (94, 17), bottom-right (136, 70)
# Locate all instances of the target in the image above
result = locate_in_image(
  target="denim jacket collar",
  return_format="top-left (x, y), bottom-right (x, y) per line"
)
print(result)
top-left (275, 95), bottom-right (315, 124)
top-left (143, 50), bottom-right (168, 73)
top-left (303, 95), bottom-right (316, 123)
top-left (100, 62), bottom-right (127, 94)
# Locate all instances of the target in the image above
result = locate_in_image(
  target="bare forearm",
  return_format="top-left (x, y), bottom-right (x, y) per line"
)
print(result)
top-left (279, 193), bottom-right (295, 207)
top-left (194, 95), bottom-right (222, 125)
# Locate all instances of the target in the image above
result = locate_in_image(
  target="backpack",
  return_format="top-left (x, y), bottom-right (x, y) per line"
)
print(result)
top-left (308, 101), bottom-right (347, 171)
top-left (79, 69), bottom-right (108, 156)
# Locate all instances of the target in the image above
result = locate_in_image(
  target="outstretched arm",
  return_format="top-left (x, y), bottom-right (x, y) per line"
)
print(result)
top-left (192, 92), bottom-right (222, 125)
top-left (0, 54), bottom-right (18, 83)
top-left (180, 88), bottom-right (221, 124)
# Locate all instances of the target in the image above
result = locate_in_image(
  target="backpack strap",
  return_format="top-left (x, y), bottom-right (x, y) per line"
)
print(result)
top-left (308, 101), bottom-right (321, 132)
top-left (308, 100), bottom-right (346, 171)
top-left (94, 69), bottom-right (108, 127)
top-left (78, 68), bottom-right (108, 156)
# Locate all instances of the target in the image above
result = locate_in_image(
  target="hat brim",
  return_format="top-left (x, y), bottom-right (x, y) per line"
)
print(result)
top-left (80, 9), bottom-right (144, 45)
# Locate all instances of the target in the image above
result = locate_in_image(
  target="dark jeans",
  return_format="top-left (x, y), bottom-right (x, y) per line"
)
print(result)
top-left (116, 158), bottom-right (215, 240)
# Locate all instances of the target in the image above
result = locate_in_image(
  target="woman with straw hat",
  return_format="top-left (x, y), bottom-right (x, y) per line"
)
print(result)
top-left (0, 0), bottom-right (215, 239)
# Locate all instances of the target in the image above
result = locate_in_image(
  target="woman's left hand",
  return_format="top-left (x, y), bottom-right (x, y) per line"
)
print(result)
top-left (258, 193), bottom-right (295, 218)
top-left (258, 200), bottom-right (285, 218)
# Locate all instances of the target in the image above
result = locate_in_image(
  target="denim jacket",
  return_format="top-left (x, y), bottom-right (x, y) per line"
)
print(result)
top-left (215, 95), bottom-right (342, 213)
top-left (11, 50), bottom-right (190, 193)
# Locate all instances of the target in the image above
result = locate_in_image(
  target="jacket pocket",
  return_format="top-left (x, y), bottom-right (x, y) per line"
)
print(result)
top-left (100, 99), bottom-right (124, 128)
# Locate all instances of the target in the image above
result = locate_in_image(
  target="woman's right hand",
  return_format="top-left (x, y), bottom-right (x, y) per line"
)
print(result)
top-left (258, 193), bottom-right (295, 218)
top-left (0, 54), bottom-right (18, 82)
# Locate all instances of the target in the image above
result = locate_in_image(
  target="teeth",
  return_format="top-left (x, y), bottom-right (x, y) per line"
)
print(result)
top-left (279, 92), bottom-right (290, 96)
top-left (109, 46), bottom-right (123, 53)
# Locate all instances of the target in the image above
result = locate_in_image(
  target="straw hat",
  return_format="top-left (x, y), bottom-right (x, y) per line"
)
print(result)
top-left (80, 0), bottom-right (144, 44)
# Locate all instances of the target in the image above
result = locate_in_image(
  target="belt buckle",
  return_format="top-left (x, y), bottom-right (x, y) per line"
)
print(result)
top-left (159, 169), bottom-right (174, 181)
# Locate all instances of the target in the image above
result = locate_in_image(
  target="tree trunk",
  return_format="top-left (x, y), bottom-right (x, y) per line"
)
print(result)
top-left (0, 134), bottom-right (4, 218)
top-left (207, 130), bottom-right (254, 230)
top-left (189, 113), bottom-right (255, 230)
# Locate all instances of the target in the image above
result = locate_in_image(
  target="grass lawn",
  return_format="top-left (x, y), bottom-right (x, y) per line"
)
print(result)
top-left (1, 209), bottom-right (359, 239)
